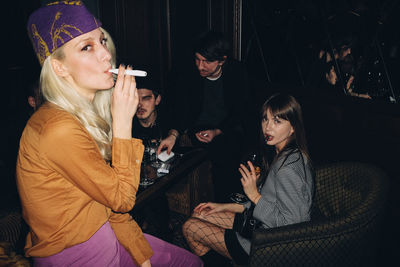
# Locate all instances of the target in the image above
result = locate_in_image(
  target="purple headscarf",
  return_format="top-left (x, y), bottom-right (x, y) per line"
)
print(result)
top-left (27, 1), bottom-right (101, 66)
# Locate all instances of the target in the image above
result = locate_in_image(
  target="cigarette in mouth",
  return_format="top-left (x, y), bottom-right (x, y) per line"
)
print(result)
top-left (109, 69), bottom-right (147, 77)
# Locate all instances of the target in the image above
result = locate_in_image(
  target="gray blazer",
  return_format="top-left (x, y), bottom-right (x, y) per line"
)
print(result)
top-left (236, 149), bottom-right (314, 254)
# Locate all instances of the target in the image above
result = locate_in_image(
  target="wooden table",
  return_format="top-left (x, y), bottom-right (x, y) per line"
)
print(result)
top-left (133, 148), bottom-right (208, 210)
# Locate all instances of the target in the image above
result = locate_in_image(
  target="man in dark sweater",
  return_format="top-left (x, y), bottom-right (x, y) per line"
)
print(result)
top-left (131, 76), bottom-right (172, 240)
top-left (159, 31), bottom-right (252, 202)
top-left (132, 77), bottom-right (166, 143)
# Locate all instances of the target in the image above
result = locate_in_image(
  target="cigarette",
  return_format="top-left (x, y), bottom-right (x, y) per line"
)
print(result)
top-left (109, 69), bottom-right (147, 77)
top-left (202, 133), bottom-right (209, 137)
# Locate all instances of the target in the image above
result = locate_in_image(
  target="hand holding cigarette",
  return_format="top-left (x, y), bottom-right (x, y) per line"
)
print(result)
top-left (195, 129), bottom-right (222, 143)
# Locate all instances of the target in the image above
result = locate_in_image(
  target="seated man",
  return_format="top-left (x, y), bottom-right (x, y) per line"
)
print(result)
top-left (131, 76), bottom-right (171, 240)
top-left (306, 12), bottom-right (372, 100)
top-left (132, 76), bottom-right (166, 142)
top-left (159, 31), bottom-right (252, 202)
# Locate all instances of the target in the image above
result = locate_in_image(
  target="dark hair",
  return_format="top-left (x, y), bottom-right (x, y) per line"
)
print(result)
top-left (25, 79), bottom-right (43, 111)
top-left (135, 73), bottom-right (162, 98)
top-left (257, 93), bottom-right (311, 186)
top-left (193, 31), bottom-right (230, 61)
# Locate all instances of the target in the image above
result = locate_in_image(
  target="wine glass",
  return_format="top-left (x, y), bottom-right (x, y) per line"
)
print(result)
top-left (230, 153), bottom-right (261, 203)
top-left (139, 162), bottom-right (154, 187)
top-left (150, 138), bottom-right (162, 168)
top-left (247, 153), bottom-right (261, 176)
top-left (142, 139), bottom-right (151, 163)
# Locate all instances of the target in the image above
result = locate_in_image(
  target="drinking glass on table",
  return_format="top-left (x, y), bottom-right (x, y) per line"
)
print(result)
top-left (230, 153), bottom-right (261, 203)
top-left (149, 138), bottom-right (162, 168)
top-left (139, 162), bottom-right (154, 186)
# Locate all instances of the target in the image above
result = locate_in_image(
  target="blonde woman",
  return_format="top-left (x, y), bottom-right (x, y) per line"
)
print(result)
top-left (17, 2), bottom-right (202, 266)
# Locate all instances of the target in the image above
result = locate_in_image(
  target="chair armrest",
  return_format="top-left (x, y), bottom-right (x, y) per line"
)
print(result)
top-left (251, 214), bottom-right (375, 248)
top-left (0, 211), bottom-right (24, 249)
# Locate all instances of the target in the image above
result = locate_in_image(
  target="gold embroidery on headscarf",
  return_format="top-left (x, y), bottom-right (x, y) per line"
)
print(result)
top-left (47, 1), bottom-right (82, 6)
top-left (30, 24), bottom-right (50, 65)
top-left (94, 16), bottom-right (99, 28)
top-left (50, 11), bottom-right (83, 52)
top-left (30, 10), bottom-right (84, 65)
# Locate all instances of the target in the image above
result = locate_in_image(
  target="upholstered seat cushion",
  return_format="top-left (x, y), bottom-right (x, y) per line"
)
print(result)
top-left (248, 162), bottom-right (388, 267)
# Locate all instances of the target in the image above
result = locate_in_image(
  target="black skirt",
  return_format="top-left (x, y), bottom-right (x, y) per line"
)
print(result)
top-left (224, 213), bottom-right (249, 265)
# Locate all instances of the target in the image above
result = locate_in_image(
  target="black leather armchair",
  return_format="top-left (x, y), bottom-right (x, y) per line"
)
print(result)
top-left (247, 162), bottom-right (388, 267)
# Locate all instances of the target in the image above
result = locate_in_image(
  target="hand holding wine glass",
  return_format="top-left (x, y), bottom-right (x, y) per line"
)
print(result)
top-left (239, 161), bottom-right (260, 203)
top-left (230, 153), bottom-right (261, 203)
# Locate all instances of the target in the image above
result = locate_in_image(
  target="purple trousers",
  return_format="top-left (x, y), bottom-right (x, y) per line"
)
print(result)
top-left (34, 222), bottom-right (203, 267)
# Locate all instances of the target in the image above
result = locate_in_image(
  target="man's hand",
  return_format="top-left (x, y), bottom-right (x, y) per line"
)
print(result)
top-left (346, 75), bottom-right (372, 99)
top-left (325, 66), bottom-right (338, 85)
top-left (195, 129), bottom-right (222, 143)
top-left (157, 134), bottom-right (177, 155)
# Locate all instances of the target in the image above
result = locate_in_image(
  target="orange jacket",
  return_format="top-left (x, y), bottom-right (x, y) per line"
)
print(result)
top-left (16, 103), bottom-right (153, 265)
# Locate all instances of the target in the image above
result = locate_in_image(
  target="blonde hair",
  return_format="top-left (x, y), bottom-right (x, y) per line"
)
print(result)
top-left (39, 28), bottom-right (117, 161)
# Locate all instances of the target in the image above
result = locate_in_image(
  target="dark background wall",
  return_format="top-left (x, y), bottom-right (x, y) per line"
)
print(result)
top-left (96, 0), bottom-right (240, 88)
top-left (4, 0), bottom-right (399, 100)
top-left (2, 0), bottom-right (399, 265)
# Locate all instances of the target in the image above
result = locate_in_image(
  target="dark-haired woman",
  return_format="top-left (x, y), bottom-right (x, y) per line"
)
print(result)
top-left (182, 93), bottom-right (314, 265)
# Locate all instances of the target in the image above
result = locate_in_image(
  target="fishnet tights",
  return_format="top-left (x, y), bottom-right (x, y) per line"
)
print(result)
top-left (182, 211), bottom-right (235, 258)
